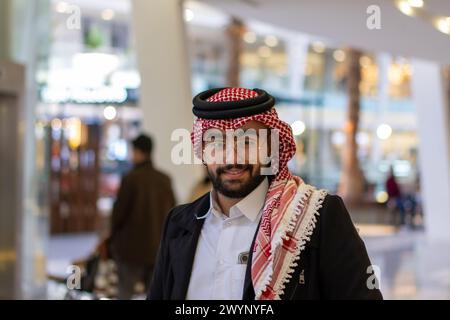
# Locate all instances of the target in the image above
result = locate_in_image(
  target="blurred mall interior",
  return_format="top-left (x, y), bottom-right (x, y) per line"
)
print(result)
top-left (1, 0), bottom-right (450, 299)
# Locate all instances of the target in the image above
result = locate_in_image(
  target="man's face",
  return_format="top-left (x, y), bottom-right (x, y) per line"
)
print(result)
top-left (203, 121), bottom-right (271, 199)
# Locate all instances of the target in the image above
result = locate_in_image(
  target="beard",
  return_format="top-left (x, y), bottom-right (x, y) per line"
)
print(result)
top-left (207, 164), bottom-right (265, 198)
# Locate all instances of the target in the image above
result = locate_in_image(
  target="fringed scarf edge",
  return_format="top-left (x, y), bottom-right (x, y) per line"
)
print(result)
top-left (254, 184), bottom-right (328, 300)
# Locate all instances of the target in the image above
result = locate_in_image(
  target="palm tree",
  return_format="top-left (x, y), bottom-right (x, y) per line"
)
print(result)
top-left (338, 48), bottom-right (366, 205)
top-left (226, 17), bottom-right (245, 87)
top-left (444, 66), bottom-right (450, 103)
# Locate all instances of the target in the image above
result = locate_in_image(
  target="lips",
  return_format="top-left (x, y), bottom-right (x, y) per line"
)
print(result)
top-left (221, 167), bottom-right (248, 179)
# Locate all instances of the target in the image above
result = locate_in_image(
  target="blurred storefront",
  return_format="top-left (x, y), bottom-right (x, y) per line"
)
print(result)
top-left (184, 1), bottom-right (419, 203)
top-left (36, 0), bottom-right (141, 234)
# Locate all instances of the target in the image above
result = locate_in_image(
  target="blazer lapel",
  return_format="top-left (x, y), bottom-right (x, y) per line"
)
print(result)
top-left (169, 193), bottom-right (209, 299)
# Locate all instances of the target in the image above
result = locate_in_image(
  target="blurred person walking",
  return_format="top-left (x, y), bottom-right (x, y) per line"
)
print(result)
top-left (102, 134), bottom-right (175, 299)
top-left (386, 166), bottom-right (406, 226)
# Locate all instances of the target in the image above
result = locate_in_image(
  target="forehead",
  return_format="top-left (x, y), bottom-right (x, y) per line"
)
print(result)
top-left (203, 120), bottom-right (271, 140)
top-left (207, 120), bottom-right (269, 132)
top-left (240, 120), bottom-right (269, 130)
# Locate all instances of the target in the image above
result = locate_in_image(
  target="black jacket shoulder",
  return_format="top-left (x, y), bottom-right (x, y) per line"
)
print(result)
top-left (310, 194), bottom-right (383, 299)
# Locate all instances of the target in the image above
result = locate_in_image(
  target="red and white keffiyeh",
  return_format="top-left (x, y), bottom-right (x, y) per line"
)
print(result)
top-left (192, 88), bottom-right (327, 299)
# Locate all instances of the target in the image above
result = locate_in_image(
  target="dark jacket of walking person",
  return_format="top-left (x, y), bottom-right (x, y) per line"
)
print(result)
top-left (109, 134), bottom-right (176, 299)
top-left (386, 168), bottom-right (401, 199)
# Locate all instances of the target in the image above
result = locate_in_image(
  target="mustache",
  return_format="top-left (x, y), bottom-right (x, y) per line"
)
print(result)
top-left (216, 164), bottom-right (253, 175)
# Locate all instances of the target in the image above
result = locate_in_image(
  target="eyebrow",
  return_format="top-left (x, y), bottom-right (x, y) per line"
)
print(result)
top-left (203, 130), bottom-right (225, 140)
top-left (236, 128), bottom-right (270, 138)
top-left (203, 128), bottom-right (269, 140)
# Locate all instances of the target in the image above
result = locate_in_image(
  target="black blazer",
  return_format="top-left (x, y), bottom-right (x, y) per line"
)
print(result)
top-left (148, 193), bottom-right (383, 300)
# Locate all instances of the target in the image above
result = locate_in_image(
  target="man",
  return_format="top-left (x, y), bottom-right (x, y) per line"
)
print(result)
top-left (108, 134), bottom-right (175, 299)
top-left (149, 88), bottom-right (382, 300)
top-left (386, 166), bottom-right (405, 226)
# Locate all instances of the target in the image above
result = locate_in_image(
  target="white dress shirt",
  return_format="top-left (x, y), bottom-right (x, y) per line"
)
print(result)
top-left (186, 178), bottom-right (269, 300)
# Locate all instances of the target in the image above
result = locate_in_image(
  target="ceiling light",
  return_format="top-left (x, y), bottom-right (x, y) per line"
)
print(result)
top-left (377, 124), bottom-right (392, 140)
top-left (397, 0), bottom-right (415, 16)
top-left (407, 0), bottom-right (423, 8)
top-left (291, 121), bottom-right (306, 136)
top-left (435, 17), bottom-right (450, 35)
top-left (103, 106), bottom-right (117, 121)
top-left (184, 8), bottom-right (194, 22)
top-left (243, 31), bottom-right (257, 44)
top-left (264, 35), bottom-right (278, 47)
top-left (333, 49), bottom-right (346, 62)
top-left (376, 191), bottom-right (389, 203)
top-left (101, 9), bottom-right (115, 21)
top-left (311, 41), bottom-right (325, 53)
top-left (55, 1), bottom-right (68, 13)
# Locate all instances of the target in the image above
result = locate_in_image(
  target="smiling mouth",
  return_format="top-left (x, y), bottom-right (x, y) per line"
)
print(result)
top-left (221, 167), bottom-right (249, 179)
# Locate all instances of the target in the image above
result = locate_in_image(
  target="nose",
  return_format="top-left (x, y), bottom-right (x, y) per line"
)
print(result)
top-left (224, 142), bottom-right (240, 165)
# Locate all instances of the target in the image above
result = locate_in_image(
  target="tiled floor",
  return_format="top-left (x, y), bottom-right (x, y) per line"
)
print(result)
top-left (47, 232), bottom-right (98, 279)
top-left (363, 229), bottom-right (450, 299)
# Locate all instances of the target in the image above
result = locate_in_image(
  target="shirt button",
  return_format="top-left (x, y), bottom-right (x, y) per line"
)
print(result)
top-left (226, 221), bottom-right (233, 226)
top-left (218, 259), bottom-right (225, 265)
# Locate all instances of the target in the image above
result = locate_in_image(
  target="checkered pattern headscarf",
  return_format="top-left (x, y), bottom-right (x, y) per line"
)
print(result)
top-left (192, 88), bottom-right (296, 181)
top-left (191, 88), bottom-right (327, 300)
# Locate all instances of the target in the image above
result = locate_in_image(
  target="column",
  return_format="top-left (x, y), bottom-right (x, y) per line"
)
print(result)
top-left (0, 0), bottom-right (50, 299)
top-left (131, 0), bottom-right (201, 203)
top-left (286, 35), bottom-right (309, 99)
top-left (370, 53), bottom-right (391, 170)
top-left (411, 59), bottom-right (450, 242)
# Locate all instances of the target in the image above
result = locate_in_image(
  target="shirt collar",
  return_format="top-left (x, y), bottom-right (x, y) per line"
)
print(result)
top-left (207, 177), bottom-right (269, 222)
